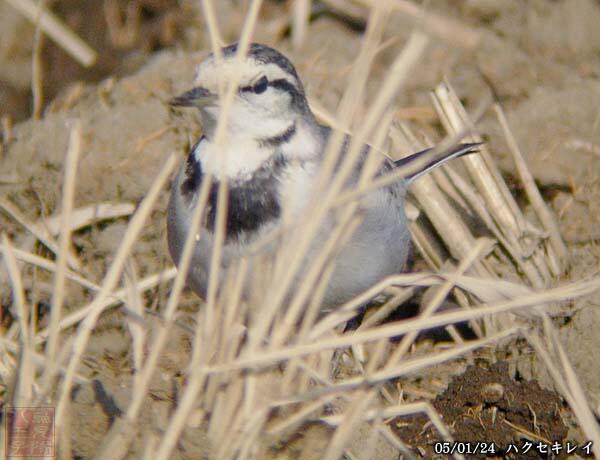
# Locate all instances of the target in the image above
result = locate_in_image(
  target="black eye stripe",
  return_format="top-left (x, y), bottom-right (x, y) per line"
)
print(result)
top-left (240, 78), bottom-right (301, 93)
top-left (238, 75), bottom-right (308, 112)
top-left (268, 79), bottom-right (306, 110)
top-left (268, 78), bottom-right (299, 94)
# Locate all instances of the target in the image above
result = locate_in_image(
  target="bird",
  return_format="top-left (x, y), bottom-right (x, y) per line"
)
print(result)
top-left (167, 43), bottom-right (477, 313)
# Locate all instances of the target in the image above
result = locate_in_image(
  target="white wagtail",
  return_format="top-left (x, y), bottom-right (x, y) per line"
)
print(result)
top-left (167, 43), bottom-right (477, 312)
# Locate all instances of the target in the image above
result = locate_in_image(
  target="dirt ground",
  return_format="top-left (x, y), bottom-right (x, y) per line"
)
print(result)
top-left (392, 361), bottom-right (570, 459)
top-left (2, 0), bottom-right (600, 459)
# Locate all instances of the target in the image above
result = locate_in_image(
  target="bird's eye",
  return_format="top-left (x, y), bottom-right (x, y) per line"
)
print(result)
top-left (252, 76), bottom-right (268, 94)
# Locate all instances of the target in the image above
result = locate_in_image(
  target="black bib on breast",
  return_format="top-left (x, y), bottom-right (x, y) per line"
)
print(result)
top-left (180, 140), bottom-right (286, 242)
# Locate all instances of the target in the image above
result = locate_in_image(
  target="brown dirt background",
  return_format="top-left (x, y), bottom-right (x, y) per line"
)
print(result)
top-left (2, 0), bottom-right (600, 458)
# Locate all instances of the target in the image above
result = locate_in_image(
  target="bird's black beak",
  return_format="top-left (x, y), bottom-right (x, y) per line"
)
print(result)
top-left (170, 86), bottom-right (217, 108)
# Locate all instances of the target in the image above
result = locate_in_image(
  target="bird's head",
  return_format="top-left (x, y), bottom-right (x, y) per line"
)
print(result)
top-left (171, 43), bottom-right (312, 143)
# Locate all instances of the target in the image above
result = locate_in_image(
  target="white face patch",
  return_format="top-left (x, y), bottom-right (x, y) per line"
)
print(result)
top-left (191, 52), bottom-right (307, 154)
top-left (185, 46), bottom-right (320, 180)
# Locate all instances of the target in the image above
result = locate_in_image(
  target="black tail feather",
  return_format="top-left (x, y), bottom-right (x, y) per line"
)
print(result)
top-left (393, 142), bottom-right (481, 183)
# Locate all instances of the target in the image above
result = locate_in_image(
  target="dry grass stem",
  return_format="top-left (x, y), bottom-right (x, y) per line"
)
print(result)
top-left (0, 198), bottom-right (82, 271)
top-left (248, 57), bottom-right (373, 347)
top-left (0, 335), bottom-right (88, 384)
top-left (54, 153), bottom-right (176, 430)
top-left (291, 0), bottom-right (311, 49)
top-left (43, 121), bottom-right (82, 391)
top-left (1, 235), bottom-right (34, 406)
top-left (356, 0), bottom-right (480, 48)
top-left (432, 83), bottom-right (556, 289)
top-left (389, 238), bottom-right (489, 365)
top-left (34, 267), bottom-right (177, 344)
top-left (4, 0), bottom-right (97, 67)
top-left (391, 125), bottom-right (481, 266)
top-left (525, 324), bottom-right (600, 456)
top-left (494, 104), bottom-right (568, 274)
top-left (196, 273), bottom-right (600, 372)
top-left (4, 246), bottom-right (100, 294)
top-left (35, 202), bottom-right (135, 236)
top-left (31, 0), bottom-right (45, 120)
top-left (97, 176), bottom-right (214, 460)
top-left (322, 390), bottom-right (377, 460)
top-left (124, 259), bottom-right (145, 388)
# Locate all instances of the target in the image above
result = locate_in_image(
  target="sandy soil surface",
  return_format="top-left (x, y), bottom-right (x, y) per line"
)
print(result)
top-left (2, 1), bottom-right (600, 459)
